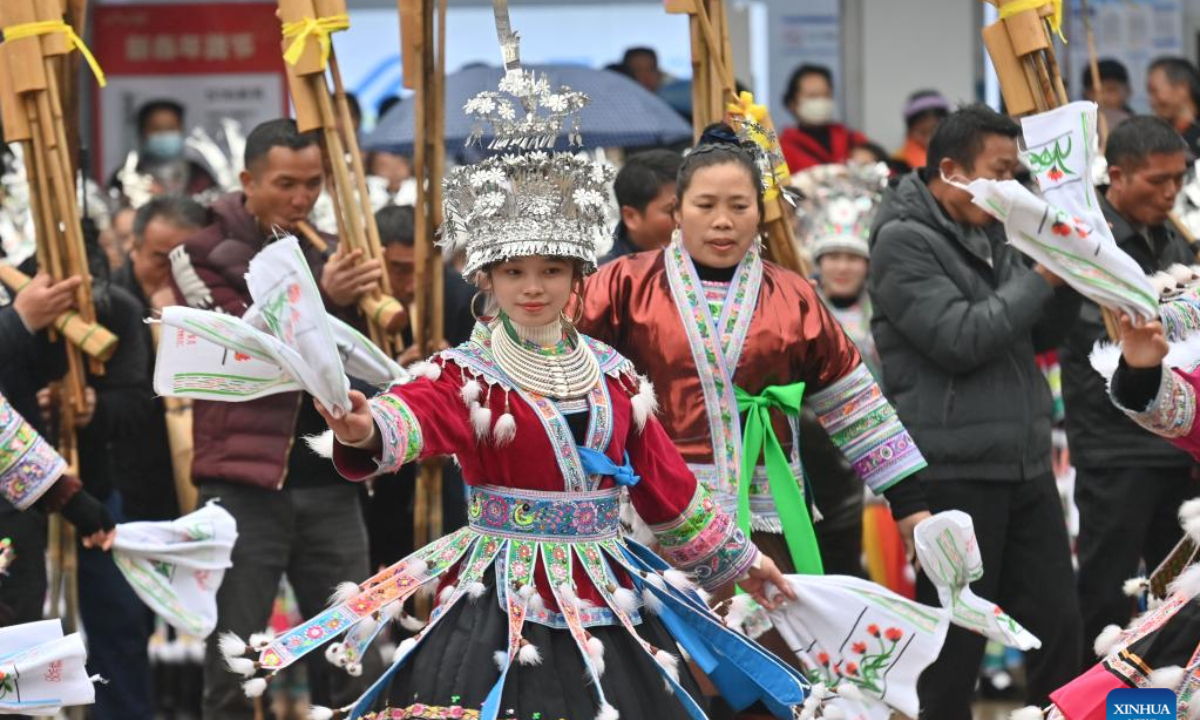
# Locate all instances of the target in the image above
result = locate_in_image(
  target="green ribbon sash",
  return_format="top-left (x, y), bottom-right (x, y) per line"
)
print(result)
top-left (735, 383), bottom-right (823, 575)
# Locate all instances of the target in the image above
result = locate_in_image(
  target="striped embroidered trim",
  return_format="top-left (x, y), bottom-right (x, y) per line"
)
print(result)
top-left (0, 394), bottom-right (65, 510)
top-left (361, 705), bottom-right (480, 720)
top-left (369, 393), bottom-right (423, 473)
top-left (648, 483), bottom-right (756, 590)
top-left (809, 364), bottom-right (927, 494)
top-left (1115, 366), bottom-right (1197, 439)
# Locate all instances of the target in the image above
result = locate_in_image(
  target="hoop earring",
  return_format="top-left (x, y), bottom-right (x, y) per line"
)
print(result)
top-left (563, 287), bottom-right (585, 326)
top-left (470, 290), bottom-right (490, 323)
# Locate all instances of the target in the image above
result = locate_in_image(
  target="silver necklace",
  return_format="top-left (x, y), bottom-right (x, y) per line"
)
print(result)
top-left (490, 318), bottom-right (601, 399)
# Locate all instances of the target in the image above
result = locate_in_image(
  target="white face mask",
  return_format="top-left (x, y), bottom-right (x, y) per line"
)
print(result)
top-left (796, 97), bottom-right (836, 125)
top-left (940, 169), bottom-right (975, 192)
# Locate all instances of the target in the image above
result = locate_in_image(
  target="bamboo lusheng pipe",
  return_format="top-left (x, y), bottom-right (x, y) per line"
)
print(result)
top-left (294, 219), bottom-right (330, 255)
top-left (676, 0), bottom-right (809, 276)
top-left (0, 264), bottom-right (117, 361)
top-left (278, 0), bottom-right (403, 356)
top-left (328, 49), bottom-right (392, 297)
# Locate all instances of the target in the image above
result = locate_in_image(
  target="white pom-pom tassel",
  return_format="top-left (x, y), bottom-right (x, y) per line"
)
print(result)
top-left (466, 581), bottom-right (487, 601)
top-left (356, 615), bottom-right (379, 637)
top-left (305, 431), bottom-right (335, 459)
top-left (407, 558), bottom-right (430, 577)
top-left (460, 380), bottom-right (482, 405)
top-left (528, 591), bottom-right (546, 615)
top-left (493, 412), bottom-right (517, 445)
top-left (393, 637), bottom-right (418, 664)
top-left (1185, 515), bottom-right (1200, 544)
top-left (823, 707), bottom-right (846, 720)
top-left (595, 702), bottom-right (619, 720)
top-left (641, 588), bottom-right (663, 615)
top-left (835, 683), bottom-right (864, 702)
top-left (438, 584), bottom-right (457, 605)
top-left (518, 584), bottom-right (536, 602)
top-left (653, 649), bottom-right (679, 684)
top-left (1094, 624), bottom-right (1124, 657)
top-left (1123, 577), bottom-right (1150, 597)
top-left (611, 586), bottom-right (637, 614)
top-left (345, 662), bottom-right (363, 677)
top-left (399, 613), bottom-right (427, 633)
top-left (1181, 498), bottom-right (1200, 524)
top-left (1151, 271), bottom-right (1179, 296)
top-left (328, 582), bottom-right (360, 606)
top-left (242, 678), bottom-right (268, 698)
top-left (470, 403), bottom-right (493, 440)
top-left (630, 377), bottom-right (658, 431)
top-left (380, 603), bottom-right (402, 623)
top-left (586, 636), bottom-right (606, 677)
top-left (1009, 707), bottom-right (1045, 720)
top-left (1169, 263), bottom-right (1196, 284)
top-left (493, 650), bottom-right (509, 672)
top-left (248, 632), bottom-right (274, 651)
top-left (1171, 563), bottom-right (1200, 598)
top-left (409, 361), bottom-right (442, 381)
top-left (308, 706), bottom-right (334, 720)
top-left (324, 642), bottom-right (347, 667)
top-left (1150, 665), bottom-right (1186, 690)
top-left (724, 593), bottom-right (756, 633)
top-left (226, 657), bottom-right (257, 678)
top-left (559, 583), bottom-right (580, 610)
top-left (219, 632), bottom-right (248, 660)
top-left (518, 641), bottom-right (542, 666)
top-left (663, 569), bottom-right (696, 593)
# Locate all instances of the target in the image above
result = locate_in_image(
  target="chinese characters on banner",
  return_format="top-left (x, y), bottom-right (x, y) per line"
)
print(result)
top-left (91, 2), bottom-right (288, 181)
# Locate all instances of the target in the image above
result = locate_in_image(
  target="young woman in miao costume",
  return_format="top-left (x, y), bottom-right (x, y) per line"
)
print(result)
top-left (219, 68), bottom-right (810, 720)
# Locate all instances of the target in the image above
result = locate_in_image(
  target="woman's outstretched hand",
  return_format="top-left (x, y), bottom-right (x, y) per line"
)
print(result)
top-left (1118, 313), bottom-right (1169, 370)
top-left (737, 552), bottom-right (797, 610)
top-left (314, 391), bottom-right (377, 448)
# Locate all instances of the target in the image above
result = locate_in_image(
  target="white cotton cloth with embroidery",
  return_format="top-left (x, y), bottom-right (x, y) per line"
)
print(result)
top-left (0, 619), bottom-right (94, 714)
top-left (957, 101), bottom-right (1157, 321)
top-left (154, 235), bottom-right (405, 412)
top-left (765, 510), bottom-right (1040, 719)
top-left (111, 501), bottom-right (238, 638)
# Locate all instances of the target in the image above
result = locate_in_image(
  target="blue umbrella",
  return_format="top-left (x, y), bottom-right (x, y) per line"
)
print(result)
top-left (363, 64), bottom-right (692, 153)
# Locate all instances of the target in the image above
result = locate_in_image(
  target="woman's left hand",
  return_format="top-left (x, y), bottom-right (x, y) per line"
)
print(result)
top-left (737, 552), bottom-right (796, 610)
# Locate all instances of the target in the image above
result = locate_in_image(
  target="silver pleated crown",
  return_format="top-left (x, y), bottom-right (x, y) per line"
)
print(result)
top-left (443, 67), bottom-right (615, 279)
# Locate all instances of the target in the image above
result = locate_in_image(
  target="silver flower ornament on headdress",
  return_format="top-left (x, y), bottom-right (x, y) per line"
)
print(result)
top-left (443, 41), bottom-right (615, 278)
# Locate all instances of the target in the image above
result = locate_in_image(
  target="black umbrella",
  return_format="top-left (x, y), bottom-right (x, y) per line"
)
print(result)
top-left (364, 64), bottom-right (692, 153)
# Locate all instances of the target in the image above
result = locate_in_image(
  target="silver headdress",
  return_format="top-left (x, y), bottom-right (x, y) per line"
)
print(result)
top-left (442, 5), bottom-right (614, 279)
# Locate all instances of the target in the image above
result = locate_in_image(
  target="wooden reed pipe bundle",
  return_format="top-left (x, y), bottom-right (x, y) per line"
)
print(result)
top-left (0, 0), bottom-right (115, 415)
top-left (278, 0), bottom-right (405, 357)
top-left (981, 0), bottom-right (1068, 116)
top-left (401, 0), bottom-right (447, 607)
top-left (0, 265), bottom-right (118, 361)
top-left (981, 0), bottom-right (1121, 340)
top-left (666, 0), bottom-right (808, 277)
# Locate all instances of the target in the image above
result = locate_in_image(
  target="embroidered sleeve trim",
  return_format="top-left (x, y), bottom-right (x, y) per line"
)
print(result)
top-left (809, 363), bottom-right (928, 494)
top-left (649, 483), bottom-right (757, 590)
top-left (369, 394), bottom-right (424, 473)
top-left (1113, 365), bottom-right (1197, 439)
top-left (0, 395), bottom-right (66, 510)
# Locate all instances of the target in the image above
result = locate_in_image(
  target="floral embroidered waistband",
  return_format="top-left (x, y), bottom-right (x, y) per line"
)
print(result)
top-left (467, 485), bottom-right (622, 541)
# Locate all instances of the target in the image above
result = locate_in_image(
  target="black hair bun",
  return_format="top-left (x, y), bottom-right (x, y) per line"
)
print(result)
top-left (697, 122), bottom-right (740, 147)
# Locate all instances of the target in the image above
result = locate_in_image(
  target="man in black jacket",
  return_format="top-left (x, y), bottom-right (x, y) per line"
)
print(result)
top-left (111, 195), bottom-right (211, 521)
top-left (1060, 116), bottom-right (1199, 654)
top-left (869, 105), bottom-right (1082, 717)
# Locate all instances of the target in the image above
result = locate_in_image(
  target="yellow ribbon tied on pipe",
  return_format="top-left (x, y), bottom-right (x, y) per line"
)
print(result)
top-left (726, 91), bottom-right (791, 202)
top-left (3, 20), bottom-right (106, 87)
top-left (998, 0), bottom-right (1066, 44)
top-left (282, 15), bottom-right (350, 69)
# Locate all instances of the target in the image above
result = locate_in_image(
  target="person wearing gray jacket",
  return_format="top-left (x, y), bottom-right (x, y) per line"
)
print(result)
top-left (868, 104), bottom-right (1082, 718)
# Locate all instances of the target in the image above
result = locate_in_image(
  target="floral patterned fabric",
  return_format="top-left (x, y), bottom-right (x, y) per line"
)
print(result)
top-left (0, 391), bottom-right (65, 511)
